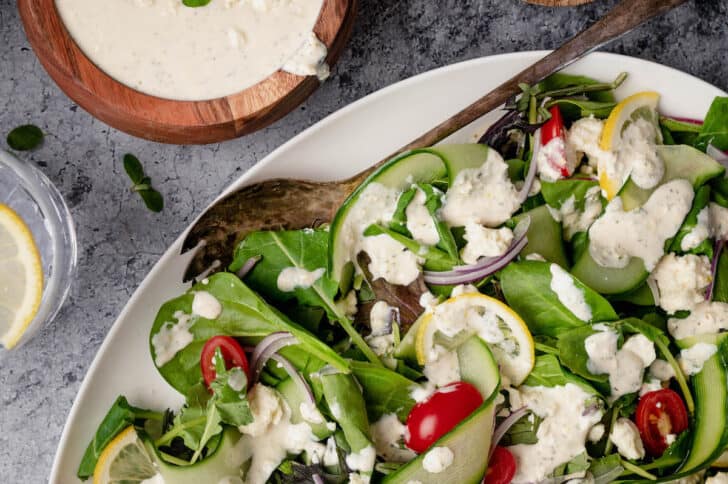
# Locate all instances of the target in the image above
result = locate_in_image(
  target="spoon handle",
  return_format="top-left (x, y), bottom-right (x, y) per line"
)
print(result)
top-left (367, 0), bottom-right (686, 175)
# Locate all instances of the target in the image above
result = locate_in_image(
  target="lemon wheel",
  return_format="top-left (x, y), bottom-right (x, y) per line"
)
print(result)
top-left (415, 293), bottom-right (535, 386)
top-left (93, 426), bottom-right (159, 484)
top-left (0, 203), bottom-right (44, 349)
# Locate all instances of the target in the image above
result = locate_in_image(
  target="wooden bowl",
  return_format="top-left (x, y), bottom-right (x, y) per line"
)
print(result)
top-left (18, 0), bottom-right (356, 144)
top-left (525, 0), bottom-right (595, 5)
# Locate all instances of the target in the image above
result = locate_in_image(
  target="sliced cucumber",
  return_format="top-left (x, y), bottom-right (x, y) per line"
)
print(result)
top-left (571, 246), bottom-right (648, 295)
top-left (383, 337), bottom-right (500, 484)
top-left (143, 427), bottom-right (243, 484)
top-left (620, 145), bottom-right (724, 211)
top-left (277, 377), bottom-right (333, 440)
top-left (674, 334), bottom-right (728, 474)
top-left (328, 144), bottom-right (492, 289)
top-left (514, 205), bottom-right (568, 268)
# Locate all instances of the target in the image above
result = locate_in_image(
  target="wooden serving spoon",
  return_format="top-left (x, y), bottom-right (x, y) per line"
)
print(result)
top-left (182, 0), bottom-right (687, 282)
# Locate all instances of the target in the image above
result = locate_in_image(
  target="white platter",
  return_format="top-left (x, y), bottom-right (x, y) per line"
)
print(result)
top-left (49, 51), bottom-right (727, 482)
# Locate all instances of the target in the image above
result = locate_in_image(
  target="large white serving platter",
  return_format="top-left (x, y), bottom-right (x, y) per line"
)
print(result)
top-left (49, 51), bottom-right (727, 482)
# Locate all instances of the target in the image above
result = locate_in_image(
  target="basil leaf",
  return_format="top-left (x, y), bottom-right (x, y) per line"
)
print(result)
top-left (7, 124), bottom-right (43, 151)
top-left (499, 261), bottom-right (618, 338)
top-left (123, 153), bottom-right (145, 184)
top-left (695, 97), bottom-right (728, 151)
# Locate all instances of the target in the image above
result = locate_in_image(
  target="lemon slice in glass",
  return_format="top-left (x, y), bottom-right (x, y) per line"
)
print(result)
top-left (0, 203), bottom-right (44, 349)
top-left (93, 426), bottom-right (159, 484)
top-left (415, 293), bottom-right (535, 386)
top-left (598, 91), bottom-right (661, 200)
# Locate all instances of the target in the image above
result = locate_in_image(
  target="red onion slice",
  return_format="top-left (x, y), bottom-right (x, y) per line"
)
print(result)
top-left (312, 475), bottom-right (325, 484)
top-left (489, 406), bottom-right (528, 457)
top-left (271, 354), bottom-right (315, 406)
top-left (425, 218), bottom-right (530, 286)
top-left (516, 129), bottom-right (541, 204)
top-left (250, 332), bottom-right (297, 383)
top-left (706, 238), bottom-right (725, 301)
top-left (236, 255), bottom-right (262, 279)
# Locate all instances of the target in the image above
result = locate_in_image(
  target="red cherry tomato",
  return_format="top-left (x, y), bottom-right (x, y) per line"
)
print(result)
top-left (200, 336), bottom-right (250, 389)
top-left (405, 381), bottom-right (483, 453)
top-left (540, 105), bottom-right (566, 146)
top-left (635, 389), bottom-right (689, 456)
top-left (483, 446), bottom-right (517, 484)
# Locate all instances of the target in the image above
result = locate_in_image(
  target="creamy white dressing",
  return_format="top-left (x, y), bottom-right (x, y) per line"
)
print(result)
top-left (227, 367), bottom-right (247, 392)
top-left (681, 206), bottom-right (711, 251)
top-left (405, 187), bottom-right (440, 246)
top-left (55, 0), bottom-right (327, 100)
top-left (361, 234), bottom-right (422, 286)
top-left (567, 116), bottom-right (611, 171)
top-left (649, 359), bottom-right (676, 381)
top-left (609, 417), bottom-right (645, 460)
top-left (276, 266), bottom-right (325, 292)
top-left (648, 253), bottom-right (712, 314)
top-left (706, 473), bottom-right (728, 484)
top-left (668, 301), bottom-right (728, 339)
top-left (232, 384), bottom-right (322, 484)
top-left (547, 186), bottom-right (603, 241)
top-left (192, 290), bottom-right (222, 319)
top-left (461, 223), bottom-right (513, 265)
top-left (679, 343), bottom-right (718, 375)
top-left (422, 446), bottom-right (454, 474)
top-left (151, 311), bottom-right (195, 366)
top-left (345, 445), bottom-right (376, 474)
top-left (423, 348), bottom-right (461, 387)
top-left (370, 413), bottom-right (416, 462)
top-left (439, 150), bottom-right (521, 227)
top-left (617, 118), bottom-right (664, 189)
top-left (549, 264), bottom-right (592, 321)
top-left (536, 135), bottom-right (576, 182)
top-left (588, 179), bottom-right (694, 271)
top-left (710, 202), bottom-right (728, 239)
top-left (506, 384), bottom-right (603, 483)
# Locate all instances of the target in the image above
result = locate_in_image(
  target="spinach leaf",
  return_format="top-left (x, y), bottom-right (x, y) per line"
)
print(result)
top-left (364, 223), bottom-right (456, 272)
top-left (162, 391), bottom-right (222, 463)
top-left (230, 229), bottom-right (381, 365)
top-left (419, 184), bottom-right (460, 261)
top-left (588, 454), bottom-right (624, 484)
top-left (540, 179), bottom-right (600, 210)
top-left (6, 124), bottom-right (43, 151)
top-left (77, 396), bottom-right (160, 479)
top-left (660, 116), bottom-right (701, 146)
top-left (641, 430), bottom-right (691, 473)
top-left (695, 97), bottom-right (728, 151)
top-left (500, 261), bottom-right (618, 337)
top-left (321, 372), bottom-right (372, 454)
top-left (498, 411), bottom-right (542, 446)
top-left (390, 187), bottom-right (417, 236)
top-left (350, 361), bottom-right (416, 421)
top-left (522, 355), bottom-right (600, 396)
top-left (670, 185), bottom-right (712, 256)
top-left (150, 272), bottom-right (349, 394)
top-left (556, 325), bottom-right (609, 385)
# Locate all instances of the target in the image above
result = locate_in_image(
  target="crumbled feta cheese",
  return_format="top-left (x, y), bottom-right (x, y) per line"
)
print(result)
top-left (621, 334), bottom-right (656, 368)
top-left (370, 414), bottom-right (416, 462)
top-left (588, 423), bottom-right (605, 443)
top-left (450, 284), bottom-right (479, 298)
top-left (348, 473), bottom-right (370, 484)
top-left (151, 311), bottom-right (195, 367)
top-left (440, 150), bottom-right (521, 227)
top-left (668, 301), bottom-right (728, 339)
top-left (361, 234), bottom-right (422, 286)
top-left (338, 290), bottom-right (358, 317)
top-left (547, 187), bottom-right (603, 241)
top-left (567, 116), bottom-right (612, 171)
top-left (406, 187), bottom-right (440, 246)
top-left (610, 349), bottom-right (646, 400)
top-left (649, 359), bottom-right (676, 381)
top-left (299, 402), bottom-right (325, 424)
top-left (345, 445), bottom-right (376, 474)
top-left (610, 418), bottom-right (645, 460)
top-left (422, 446), bottom-right (454, 473)
top-left (640, 378), bottom-right (663, 396)
top-left (682, 207), bottom-right (711, 251)
top-left (276, 267), bottom-right (325, 292)
top-left (679, 343), bottom-right (718, 375)
top-left (706, 472), bottom-right (728, 484)
top-left (239, 384), bottom-right (285, 437)
top-left (192, 291), bottom-right (222, 319)
top-left (588, 180), bottom-right (694, 271)
top-left (423, 349), bottom-right (461, 387)
top-left (549, 263), bottom-right (592, 321)
top-left (648, 253), bottom-right (712, 314)
top-left (419, 291), bottom-right (438, 309)
top-left (710, 202), bottom-right (728, 239)
top-left (584, 328), bottom-right (619, 375)
top-left (461, 223), bottom-right (513, 264)
top-left (369, 301), bottom-right (393, 336)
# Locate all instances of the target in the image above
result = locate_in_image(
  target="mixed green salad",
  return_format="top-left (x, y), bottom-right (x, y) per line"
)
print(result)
top-left (79, 72), bottom-right (728, 484)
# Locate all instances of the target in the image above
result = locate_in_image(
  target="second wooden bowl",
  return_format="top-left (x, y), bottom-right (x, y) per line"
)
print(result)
top-left (18, 0), bottom-right (356, 144)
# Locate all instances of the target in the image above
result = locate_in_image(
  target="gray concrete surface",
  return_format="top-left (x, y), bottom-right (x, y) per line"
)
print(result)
top-left (0, 0), bottom-right (726, 481)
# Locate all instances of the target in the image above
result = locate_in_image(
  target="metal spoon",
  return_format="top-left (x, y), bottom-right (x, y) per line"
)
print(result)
top-left (182, 0), bottom-right (687, 281)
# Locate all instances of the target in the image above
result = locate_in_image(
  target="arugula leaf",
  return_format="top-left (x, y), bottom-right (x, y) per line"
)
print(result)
top-left (150, 272), bottom-right (349, 395)
top-left (122, 154), bottom-right (163, 212)
top-left (419, 184), bottom-right (460, 261)
top-left (364, 223), bottom-right (456, 272)
top-left (556, 325), bottom-right (609, 385)
top-left (695, 97), bottom-right (728, 151)
top-left (498, 411), bottom-right (543, 446)
top-left (77, 396), bottom-right (160, 479)
top-left (6, 124), bottom-right (43, 151)
top-left (350, 360), bottom-right (416, 421)
top-left (499, 261), bottom-right (618, 337)
top-left (660, 116), bottom-right (701, 146)
top-left (229, 228), bottom-right (381, 366)
top-left (641, 430), bottom-right (691, 473)
top-left (390, 187), bottom-right (417, 236)
top-left (522, 355), bottom-right (601, 396)
top-left (209, 349), bottom-right (253, 427)
top-left (588, 454), bottom-right (624, 484)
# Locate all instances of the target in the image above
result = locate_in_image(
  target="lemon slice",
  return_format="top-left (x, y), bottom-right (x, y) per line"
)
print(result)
top-left (598, 91), bottom-right (661, 200)
top-left (415, 293), bottom-right (535, 386)
top-left (94, 426), bottom-right (159, 484)
top-left (0, 203), bottom-right (44, 349)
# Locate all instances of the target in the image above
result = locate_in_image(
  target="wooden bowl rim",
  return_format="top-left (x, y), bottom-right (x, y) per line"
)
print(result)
top-left (18, 0), bottom-right (355, 143)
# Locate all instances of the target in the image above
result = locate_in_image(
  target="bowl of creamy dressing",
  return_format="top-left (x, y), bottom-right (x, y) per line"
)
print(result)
top-left (19, 0), bottom-right (356, 143)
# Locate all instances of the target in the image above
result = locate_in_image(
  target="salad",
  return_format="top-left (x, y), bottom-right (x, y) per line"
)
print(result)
top-left (79, 72), bottom-right (728, 484)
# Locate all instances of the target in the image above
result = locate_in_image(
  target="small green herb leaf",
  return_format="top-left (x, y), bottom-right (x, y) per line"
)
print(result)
top-left (123, 154), bottom-right (145, 184)
top-left (7, 124), bottom-right (43, 151)
top-left (140, 189), bottom-right (164, 212)
top-left (182, 0), bottom-right (212, 6)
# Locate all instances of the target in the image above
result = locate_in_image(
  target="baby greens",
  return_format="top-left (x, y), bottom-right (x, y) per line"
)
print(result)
top-left (123, 153), bottom-right (164, 213)
top-left (6, 124), bottom-right (43, 151)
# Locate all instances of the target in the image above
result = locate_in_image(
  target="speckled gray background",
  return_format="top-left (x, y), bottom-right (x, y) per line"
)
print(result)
top-left (0, 0), bottom-right (727, 481)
